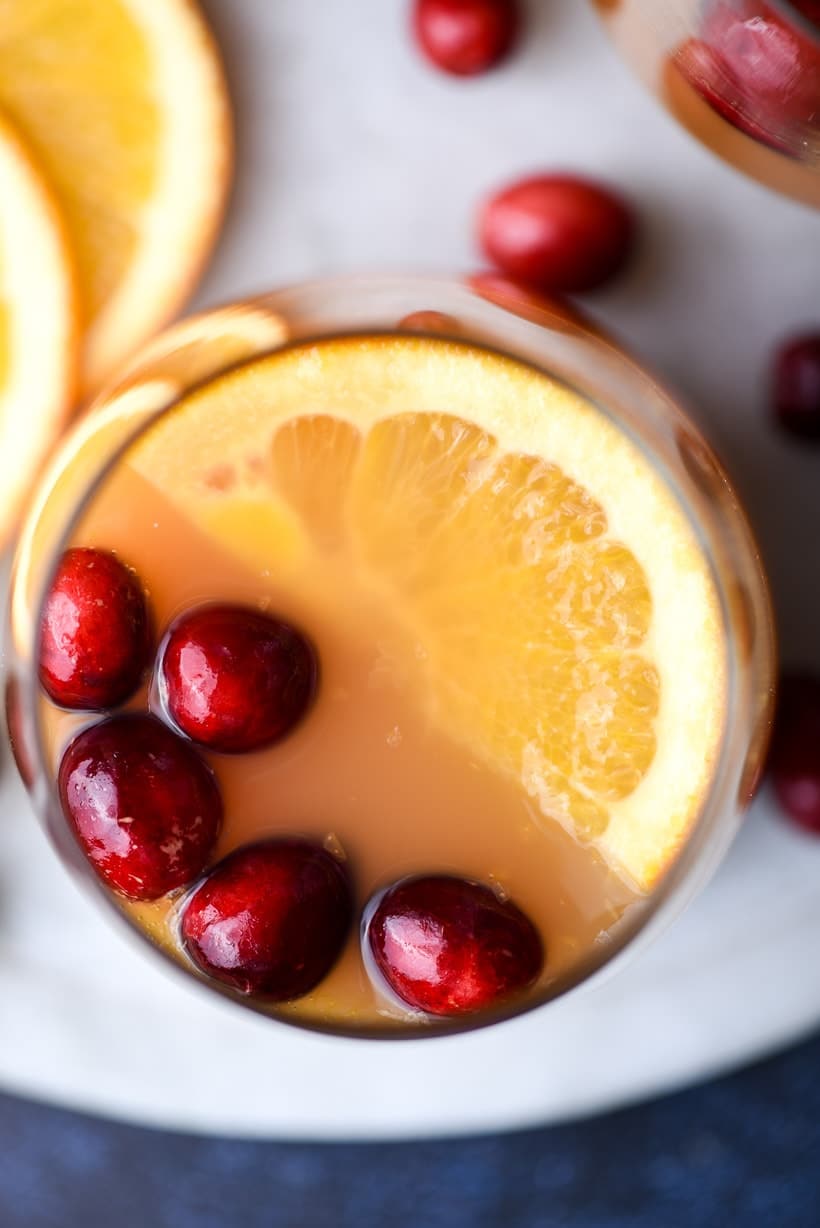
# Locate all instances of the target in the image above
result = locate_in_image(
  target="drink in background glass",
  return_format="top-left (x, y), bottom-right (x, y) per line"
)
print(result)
top-left (5, 275), bottom-right (774, 1037)
top-left (592, 0), bottom-right (820, 208)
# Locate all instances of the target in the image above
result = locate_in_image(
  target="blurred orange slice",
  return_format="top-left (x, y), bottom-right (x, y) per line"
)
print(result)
top-left (0, 0), bottom-right (233, 394)
top-left (0, 111), bottom-right (77, 549)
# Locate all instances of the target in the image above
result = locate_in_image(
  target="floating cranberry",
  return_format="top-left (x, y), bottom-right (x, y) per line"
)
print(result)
top-left (366, 874), bottom-right (543, 1016)
top-left (159, 605), bottom-right (318, 754)
top-left (772, 333), bottom-right (820, 442)
top-left (769, 672), bottom-right (820, 833)
top-left (478, 174), bottom-right (635, 294)
top-left (39, 547), bottom-right (152, 710)
top-left (412, 0), bottom-right (519, 77)
top-left (58, 715), bottom-right (222, 900)
top-left (181, 839), bottom-right (353, 999)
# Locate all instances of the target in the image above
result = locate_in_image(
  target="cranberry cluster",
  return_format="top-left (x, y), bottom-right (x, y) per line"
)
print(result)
top-left (39, 546), bottom-right (543, 1017)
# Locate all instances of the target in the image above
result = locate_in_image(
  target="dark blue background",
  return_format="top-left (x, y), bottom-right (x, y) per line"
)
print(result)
top-left (2, 1031), bottom-right (819, 1228)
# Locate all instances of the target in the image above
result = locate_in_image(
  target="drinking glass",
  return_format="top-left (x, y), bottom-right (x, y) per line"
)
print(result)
top-left (4, 274), bottom-right (776, 1036)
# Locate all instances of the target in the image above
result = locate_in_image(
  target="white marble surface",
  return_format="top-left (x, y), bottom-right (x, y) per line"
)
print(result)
top-left (1, 0), bottom-right (819, 1138)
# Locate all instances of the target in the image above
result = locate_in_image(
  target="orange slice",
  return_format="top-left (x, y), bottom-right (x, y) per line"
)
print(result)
top-left (0, 111), bottom-right (77, 549)
top-left (127, 337), bottom-right (726, 889)
top-left (0, 0), bottom-right (232, 394)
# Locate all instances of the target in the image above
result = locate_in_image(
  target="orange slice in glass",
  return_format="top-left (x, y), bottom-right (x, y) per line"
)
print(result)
top-left (125, 336), bottom-right (726, 890)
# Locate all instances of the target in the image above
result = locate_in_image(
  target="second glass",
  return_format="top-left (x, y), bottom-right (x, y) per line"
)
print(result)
top-left (593, 0), bottom-right (820, 209)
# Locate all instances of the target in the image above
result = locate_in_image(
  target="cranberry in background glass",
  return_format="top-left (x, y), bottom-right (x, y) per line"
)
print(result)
top-left (58, 715), bottom-right (223, 900)
top-left (478, 174), bottom-right (635, 294)
top-left (772, 333), bottom-right (820, 442)
top-left (39, 547), bottom-right (152, 710)
top-left (181, 839), bottom-right (353, 999)
top-left (159, 604), bottom-right (318, 753)
top-left (412, 0), bottom-right (519, 77)
top-left (366, 874), bottom-right (543, 1016)
top-left (674, 2), bottom-right (820, 155)
top-left (769, 673), bottom-right (820, 834)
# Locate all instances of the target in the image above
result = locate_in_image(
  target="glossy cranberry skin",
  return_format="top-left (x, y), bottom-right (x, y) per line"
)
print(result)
top-left (769, 672), bottom-right (820, 833)
top-left (676, 3), bottom-right (820, 153)
top-left (412, 0), bottom-right (519, 77)
top-left (478, 175), bottom-right (635, 294)
top-left (181, 840), bottom-right (353, 999)
top-left (58, 715), bottom-right (222, 900)
top-left (159, 605), bottom-right (318, 754)
top-left (39, 547), bottom-right (152, 710)
top-left (367, 875), bottom-right (543, 1016)
top-left (772, 333), bottom-right (820, 442)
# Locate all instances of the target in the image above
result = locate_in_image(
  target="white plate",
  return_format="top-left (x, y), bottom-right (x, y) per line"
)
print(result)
top-left (1, 0), bottom-right (818, 1140)
top-left (3, 744), bottom-right (820, 1140)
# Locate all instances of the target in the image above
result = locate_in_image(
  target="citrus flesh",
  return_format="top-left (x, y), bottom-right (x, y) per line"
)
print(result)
top-left (126, 335), bottom-right (726, 891)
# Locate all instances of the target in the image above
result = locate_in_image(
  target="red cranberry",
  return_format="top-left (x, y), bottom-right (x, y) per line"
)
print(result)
top-left (39, 547), bottom-right (152, 710)
top-left (769, 672), bottom-right (820, 833)
top-left (478, 174), bottom-right (635, 294)
top-left (675, 3), bottom-right (820, 154)
top-left (673, 39), bottom-right (776, 149)
top-left (58, 715), bottom-right (222, 900)
top-left (772, 333), bottom-right (820, 442)
top-left (181, 839), bottom-right (353, 999)
top-left (366, 875), bottom-right (543, 1016)
top-left (412, 0), bottom-right (519, 77)
top-left (159, 605), bottom-right (317, 754)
